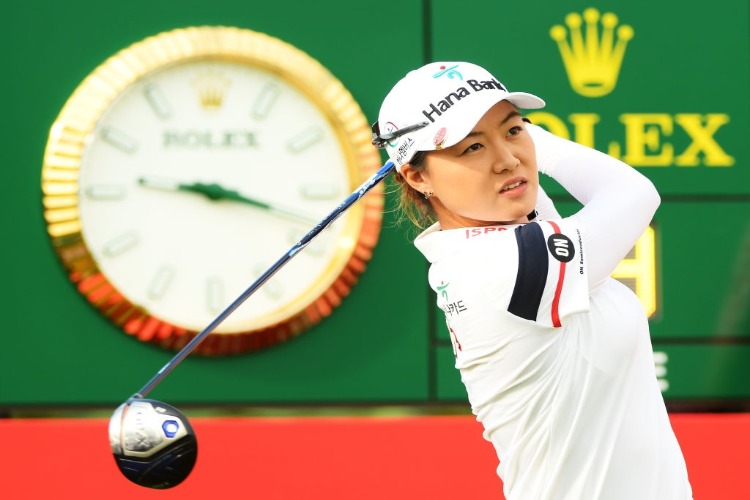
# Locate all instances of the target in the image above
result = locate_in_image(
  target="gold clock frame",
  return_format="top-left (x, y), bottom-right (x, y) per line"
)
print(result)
top-left (41, 26), bottom-right (383, 355)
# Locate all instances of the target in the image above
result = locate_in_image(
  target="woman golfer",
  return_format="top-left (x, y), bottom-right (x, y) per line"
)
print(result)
top-left (373, 61), bottom-right (692, 499)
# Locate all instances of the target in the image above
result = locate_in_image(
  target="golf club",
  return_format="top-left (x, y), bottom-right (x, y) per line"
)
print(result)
top-left (108, 160), bottom-right (396, 489)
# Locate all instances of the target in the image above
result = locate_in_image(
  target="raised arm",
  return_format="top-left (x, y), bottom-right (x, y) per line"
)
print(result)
top-left (528, 124), bottom-right (660, 290)
top-left (535, 184), bottom-right (562, 221)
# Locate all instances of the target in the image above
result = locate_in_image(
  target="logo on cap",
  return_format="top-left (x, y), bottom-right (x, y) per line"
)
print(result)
top-left (395, 137), bottom-right (415, 165)
top-left (381, 122), bottom-right (400, 148)
top-left (432, 64), bottom-right (462, 80)
top-left (421, 78), bottom-right (508, 124)
top-left (433, 127), bottom-right (447, 149)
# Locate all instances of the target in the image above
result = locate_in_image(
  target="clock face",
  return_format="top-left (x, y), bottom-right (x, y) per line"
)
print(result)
top-left (42, 27), bottom-right (382, 354)
top-left (80, 59), bottom-right (356, 334)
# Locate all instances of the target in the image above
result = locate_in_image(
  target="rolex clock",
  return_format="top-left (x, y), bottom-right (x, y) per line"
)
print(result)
top-left (41, 26), bottom-right (383, 355)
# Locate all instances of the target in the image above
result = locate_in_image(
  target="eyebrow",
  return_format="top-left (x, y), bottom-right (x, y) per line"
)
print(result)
top-left (464, 110), bottom-right (522, 138)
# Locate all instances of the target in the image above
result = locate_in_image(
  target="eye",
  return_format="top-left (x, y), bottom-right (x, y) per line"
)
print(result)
top-left (507, 125), bottom-right (523, 137)
top-left (462, 142), bottom-right (483, 154)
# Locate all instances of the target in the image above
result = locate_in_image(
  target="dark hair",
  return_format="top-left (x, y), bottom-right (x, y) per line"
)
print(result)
top-left (390, 151), bottom-right (436, 230)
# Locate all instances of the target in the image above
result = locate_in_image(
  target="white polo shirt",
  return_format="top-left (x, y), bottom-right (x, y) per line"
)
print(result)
top-left (413, 124), bottom-right (692, 499)
top-left (416, 221), bottom-right (691, 499)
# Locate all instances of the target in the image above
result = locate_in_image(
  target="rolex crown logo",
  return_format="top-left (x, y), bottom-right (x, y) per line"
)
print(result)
top-left (193, 71), bottom-right (231, 111)
top-left (550, 8), bottom-right (634, 98)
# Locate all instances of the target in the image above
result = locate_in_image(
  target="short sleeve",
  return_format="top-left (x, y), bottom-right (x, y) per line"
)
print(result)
top-left (507, 220), bottom-right (589, 327)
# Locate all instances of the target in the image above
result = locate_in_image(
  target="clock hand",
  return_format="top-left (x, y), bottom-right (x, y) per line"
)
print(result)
top-left (137, 177), bottom-right (318, 225)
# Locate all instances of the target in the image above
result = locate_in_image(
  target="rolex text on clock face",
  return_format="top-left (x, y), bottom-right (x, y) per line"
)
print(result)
top-left (78, 59), bottom-right (360, 334)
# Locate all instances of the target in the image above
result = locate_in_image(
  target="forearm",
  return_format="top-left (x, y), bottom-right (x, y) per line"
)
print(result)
top-left (528, 124), bottom-right (660, 287)
top-left (535, 184), bottom-right (561, 220)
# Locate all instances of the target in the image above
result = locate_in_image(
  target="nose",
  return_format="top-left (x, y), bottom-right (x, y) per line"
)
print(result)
top-left (491, 142), bottom-right (520, 174)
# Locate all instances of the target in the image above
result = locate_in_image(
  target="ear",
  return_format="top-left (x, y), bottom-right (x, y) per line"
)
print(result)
top-left (399, 164), bottom-right (431, 194)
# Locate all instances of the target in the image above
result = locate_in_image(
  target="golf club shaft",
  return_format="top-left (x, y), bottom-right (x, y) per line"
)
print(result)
top-left (132, 160), bottom-right (395, 399)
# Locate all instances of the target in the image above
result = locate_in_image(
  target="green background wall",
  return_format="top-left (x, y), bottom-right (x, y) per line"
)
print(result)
top-left (2, 0), bottom-right (748, 411)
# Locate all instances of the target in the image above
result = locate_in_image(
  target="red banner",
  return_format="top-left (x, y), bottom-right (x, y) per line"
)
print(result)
top-left (1, 413), bottom-right (746, 498)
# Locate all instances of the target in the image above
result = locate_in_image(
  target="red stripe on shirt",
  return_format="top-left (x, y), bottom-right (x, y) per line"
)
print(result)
top-left (548, 221), bottom-right (565, 328)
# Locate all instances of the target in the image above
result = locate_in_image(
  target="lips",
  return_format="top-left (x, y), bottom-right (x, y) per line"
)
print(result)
top-left (501, 180), bottom-right (524, 191)
top-left (499, 177), bottom-right (527, 194)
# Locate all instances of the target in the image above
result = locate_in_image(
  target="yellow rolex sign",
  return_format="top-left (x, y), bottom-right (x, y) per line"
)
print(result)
top-left (550, 8), bottom-right (634, 98)
top-left (530, 7), bottom-right (736, 175)
top-left (430, 2), bottom-right (747, 196)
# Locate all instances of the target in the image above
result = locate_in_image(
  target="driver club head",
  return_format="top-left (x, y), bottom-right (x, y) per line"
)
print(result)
top-left (109, 398), bottom-right (198, 489)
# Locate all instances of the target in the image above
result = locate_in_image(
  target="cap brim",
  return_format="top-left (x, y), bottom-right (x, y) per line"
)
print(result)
top-left (413, 91), bottom-right (546, 154)
top-left (506, 92), bottom-right (546, 110)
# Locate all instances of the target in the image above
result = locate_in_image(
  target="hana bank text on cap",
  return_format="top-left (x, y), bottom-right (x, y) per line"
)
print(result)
top-left (373, 62), bottom-right (545, 172)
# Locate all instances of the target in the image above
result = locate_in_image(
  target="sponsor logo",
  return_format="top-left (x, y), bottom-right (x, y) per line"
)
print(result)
top-left (437, 281), bottom-right (449, 300)
top-left (163, 130), bottom-right (257, 148)
top-left (547, 233), bottom-right (575, 263)
top-left (193, 70), bottom-right (231, 110)
top-left (394, 137), bottom-right (415, 165)
top-left (421, 78), bottom-right (508, 123)
top-left (576, 229), bottom-right (585, 275)
top-left (433, 127), bottom-right (447, 149)
top-left (464, 226), bottom-right (508, 239)
top-left (383, 121), bottom-right (400, 148)
top-left (432, 64), bottom-right (462, 80)
top-left (539, 8), bottom-right (734, 168)
top-left (550, 8), bottom-right (634, 98)
top-left (436, 282), bottom-right (467, 317)
top-left (381, 122), bottom-right (414, 164)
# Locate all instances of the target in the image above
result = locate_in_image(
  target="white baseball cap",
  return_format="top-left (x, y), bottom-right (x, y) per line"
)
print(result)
top-left (373, 62), bottom-right (545, 172)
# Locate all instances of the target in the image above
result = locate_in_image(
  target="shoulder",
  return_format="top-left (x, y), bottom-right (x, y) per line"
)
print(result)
top-left (414, 223), bottom-right (518, 264)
